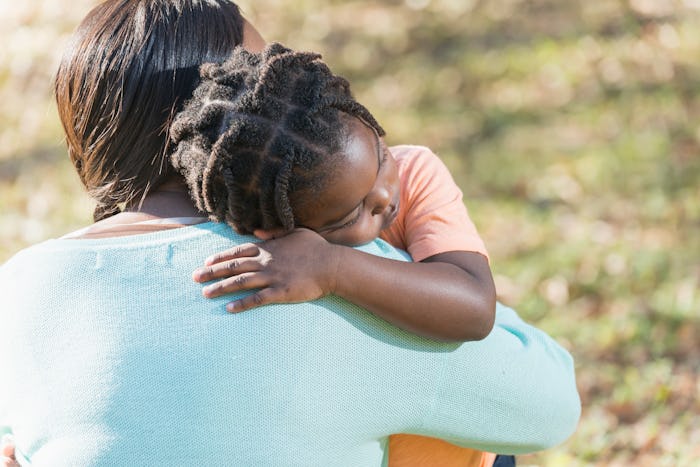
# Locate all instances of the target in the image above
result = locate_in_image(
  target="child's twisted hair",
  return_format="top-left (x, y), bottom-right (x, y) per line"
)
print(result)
top-left (170, 42), bottom-right (384, 234)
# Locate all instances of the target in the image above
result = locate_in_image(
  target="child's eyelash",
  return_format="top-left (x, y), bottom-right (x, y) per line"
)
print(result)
top-left (340, 211), bottom-right (361, 229)
top-left (380, 147), bottom-right (389, 165)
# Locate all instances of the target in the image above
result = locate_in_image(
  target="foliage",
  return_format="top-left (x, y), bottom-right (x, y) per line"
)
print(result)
top-left (1, 1), bottom-right (698, 465)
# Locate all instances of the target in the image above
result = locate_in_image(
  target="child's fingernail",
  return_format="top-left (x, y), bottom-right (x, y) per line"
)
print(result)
top-left (226, 303), bottom-right (236, 312)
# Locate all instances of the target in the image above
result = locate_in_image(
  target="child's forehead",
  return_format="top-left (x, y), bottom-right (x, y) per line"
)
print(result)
top-left (340, 116), bottom-right (382, 162)
top-left (296, 114), bottom-right (382, 202)
top-left (343, 113), bottom-right (381, 138)
top-left (327, 126), bottom-right (380, 190)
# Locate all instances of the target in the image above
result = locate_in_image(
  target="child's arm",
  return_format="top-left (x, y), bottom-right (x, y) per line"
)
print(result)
top-left (334, 244), bottom-right (496, 342)
top-left (193, 229), bottom-right (496, 342)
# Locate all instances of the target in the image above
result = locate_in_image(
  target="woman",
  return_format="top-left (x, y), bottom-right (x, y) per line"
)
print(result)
top-left (0, 1), bottom-right (580, 465)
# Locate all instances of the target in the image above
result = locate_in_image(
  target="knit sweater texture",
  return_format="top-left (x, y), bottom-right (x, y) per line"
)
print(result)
top-left (0, 222), bottom-right (580, 466)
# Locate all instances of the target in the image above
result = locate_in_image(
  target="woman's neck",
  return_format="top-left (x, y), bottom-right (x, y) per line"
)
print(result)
top-left (122, 179), bottom-right (204, 220)
top-left (70, 178), bottom-right (208, 238)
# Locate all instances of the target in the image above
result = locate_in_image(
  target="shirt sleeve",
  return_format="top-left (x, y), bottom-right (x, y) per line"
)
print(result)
top-left (347, 242), bottom-right (582, 454)
top-left (397, 146), bottom-right (488, 262)
top-left (416, 303), bottom-right (581, 453)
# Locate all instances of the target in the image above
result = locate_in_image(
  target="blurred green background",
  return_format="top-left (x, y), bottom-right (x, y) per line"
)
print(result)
top-left (1, 1), bottom-right (698, 465)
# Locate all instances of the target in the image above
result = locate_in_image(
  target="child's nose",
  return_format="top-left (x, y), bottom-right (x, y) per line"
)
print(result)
top-left (369, 186), bottom-right (391, 216)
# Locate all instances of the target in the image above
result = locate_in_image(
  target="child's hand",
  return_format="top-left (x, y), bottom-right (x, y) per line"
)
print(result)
top-left (1, 437), bottom-right (18, 467)
top-left (192, 228), bottom-right (342, 312)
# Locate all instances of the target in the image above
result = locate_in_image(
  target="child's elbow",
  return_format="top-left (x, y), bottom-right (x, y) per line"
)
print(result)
top-left (454, 294), bottom-right (496, 342)
top-left (471, 290), bottom-right (497, 341)
top-left (469, 306), bottom-right (496, 341)
top-left (474, 311), bottom-right (496, 341)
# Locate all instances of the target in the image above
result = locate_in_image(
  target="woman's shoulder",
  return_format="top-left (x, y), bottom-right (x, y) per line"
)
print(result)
top-left (0, 222), bottom-right (227, 271)
top-left (1, 222), bottom-right (411, 273)
top-left (1, 238), bottom-right (60, 269)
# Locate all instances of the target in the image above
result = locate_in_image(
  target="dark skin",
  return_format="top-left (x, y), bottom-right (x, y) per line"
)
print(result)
top-left (193, 118), bottom-right (496, 342)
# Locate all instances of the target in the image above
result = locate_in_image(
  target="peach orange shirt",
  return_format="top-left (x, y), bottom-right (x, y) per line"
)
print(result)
top-left (379, 145), bottom-right (494, 467)
top-left (380, 145), bottom-right (488, 262)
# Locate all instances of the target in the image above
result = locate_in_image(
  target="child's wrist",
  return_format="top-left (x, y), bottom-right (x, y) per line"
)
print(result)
top-left (325, 243), bottom-right (345, 295)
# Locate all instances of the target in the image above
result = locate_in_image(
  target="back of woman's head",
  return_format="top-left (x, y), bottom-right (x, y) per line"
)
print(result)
top-left (170, 43), bottom-right (384, 235)
top-left (55, 0), bottom-right (245, 221)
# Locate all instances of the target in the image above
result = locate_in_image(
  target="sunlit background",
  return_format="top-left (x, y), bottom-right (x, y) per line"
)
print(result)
top-left (1, 1), bottom-right (699, 465)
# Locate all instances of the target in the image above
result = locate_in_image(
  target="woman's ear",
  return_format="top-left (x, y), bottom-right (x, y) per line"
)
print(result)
top-left (242, 19), bottom-right (266, 53)
top-left (253, 228), bottom-right (285, 240)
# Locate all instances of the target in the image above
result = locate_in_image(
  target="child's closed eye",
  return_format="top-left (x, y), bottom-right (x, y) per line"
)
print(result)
top-left (380, 146), bottom-right (389, 166)
top-left (338, 208), bottom-right (362, 229)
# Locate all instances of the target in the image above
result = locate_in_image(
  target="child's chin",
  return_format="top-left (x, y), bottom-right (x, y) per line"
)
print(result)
top-left (350, 233), bottom-right (381, 247)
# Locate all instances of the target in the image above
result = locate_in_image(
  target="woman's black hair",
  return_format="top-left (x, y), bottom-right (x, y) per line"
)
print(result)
top-left (170, 43), bottom-right (385, 234)
top-left (55, 0), bottom-right (245, 221)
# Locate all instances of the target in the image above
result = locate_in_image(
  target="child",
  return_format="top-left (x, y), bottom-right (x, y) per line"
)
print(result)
top-left (171, 43), bottom-right (501, 467)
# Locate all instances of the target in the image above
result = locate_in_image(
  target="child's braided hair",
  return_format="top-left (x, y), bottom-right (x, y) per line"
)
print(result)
top-left (169, 42), bottom-right (384, 234)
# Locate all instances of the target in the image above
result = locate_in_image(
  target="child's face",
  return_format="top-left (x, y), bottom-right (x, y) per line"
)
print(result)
top-left (296, 119), bottom-right (400, 246)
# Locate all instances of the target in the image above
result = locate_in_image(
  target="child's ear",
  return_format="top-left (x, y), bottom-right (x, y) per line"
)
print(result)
top-left (253, 228), bottom-right (285, 240)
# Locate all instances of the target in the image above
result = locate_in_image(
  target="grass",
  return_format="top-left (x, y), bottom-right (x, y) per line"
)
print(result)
top-left (1, 1), bottom-right (698, 465)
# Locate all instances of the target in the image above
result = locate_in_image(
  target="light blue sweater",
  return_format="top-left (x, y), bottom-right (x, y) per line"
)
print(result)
top-left (0, 222), bottom-right (579, 466)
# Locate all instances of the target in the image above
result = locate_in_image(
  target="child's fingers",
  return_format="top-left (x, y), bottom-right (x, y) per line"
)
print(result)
top-left (204, 243), bottom-right (260, 266)
top-left (0, 439), bottom-right (17, 467)
top-left (193, 257), bottom-right (263, 282)
top-left (226, 288), bottom-right (281, 313)
top-left (202, 272), bottom-right (269, 298)
top-left (1, 437), bottom-right (14, 458)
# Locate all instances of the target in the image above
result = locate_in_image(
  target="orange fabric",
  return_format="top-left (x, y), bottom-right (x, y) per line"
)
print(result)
top-left (379, 145), bottom-right (488, 262)
top-left (388, 434), bottom-right (496, 467)
top-left (380, 146), bottom-right (493, 467)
